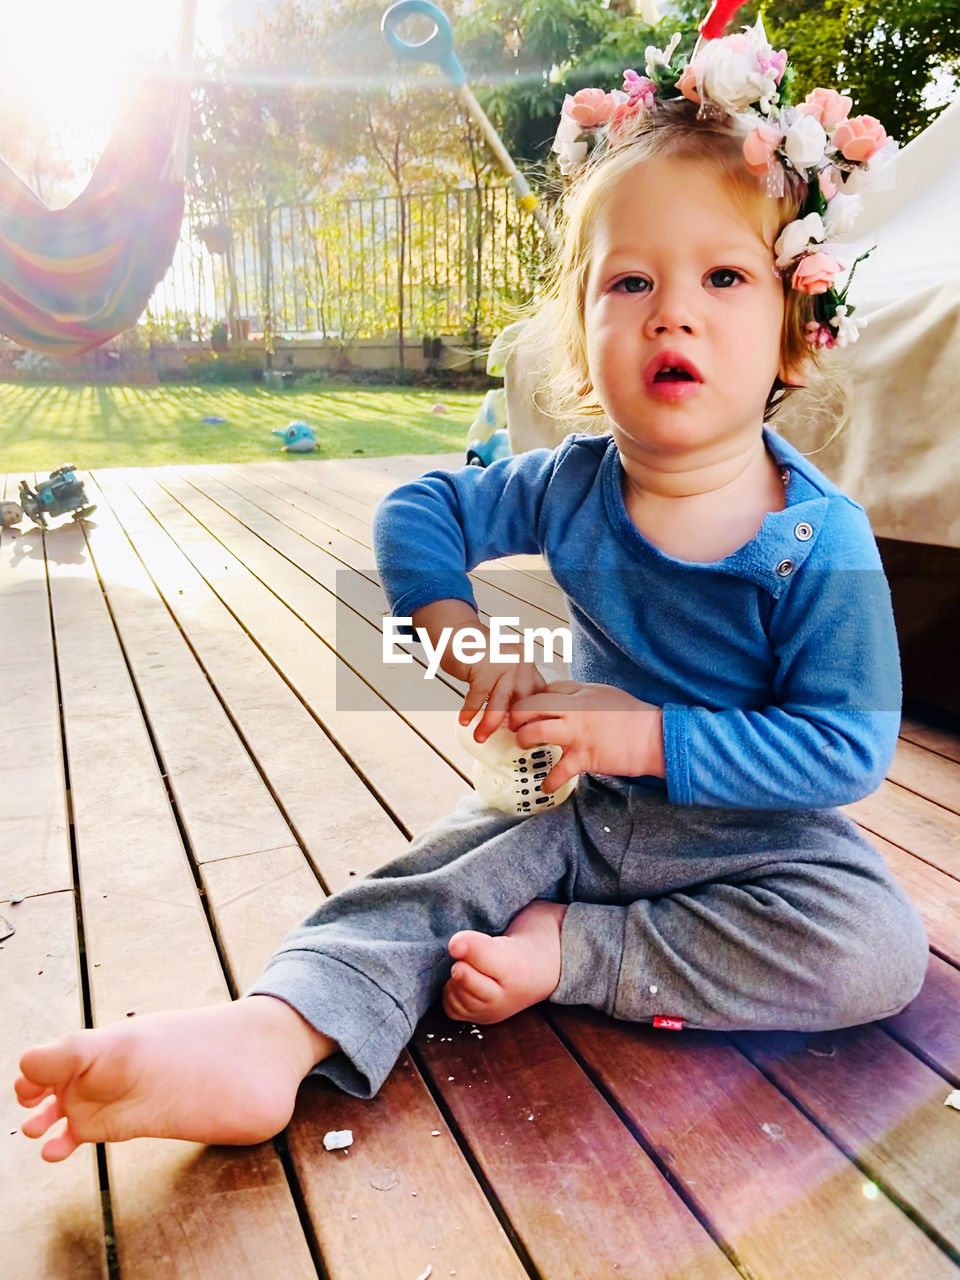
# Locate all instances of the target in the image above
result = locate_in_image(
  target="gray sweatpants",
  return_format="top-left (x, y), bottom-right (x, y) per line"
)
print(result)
top-left (249, 775), bottom-right (928, 1097)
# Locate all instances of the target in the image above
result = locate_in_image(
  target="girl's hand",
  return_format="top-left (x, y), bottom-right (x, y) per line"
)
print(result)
top-left (509, 682), bottom-right (665, 793)
top-left (459, 658), bottom-right (548, 742)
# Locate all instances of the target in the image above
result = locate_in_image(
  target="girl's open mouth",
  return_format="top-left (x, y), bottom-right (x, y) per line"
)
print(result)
top-left (643, 352), bottom-right (704, 400)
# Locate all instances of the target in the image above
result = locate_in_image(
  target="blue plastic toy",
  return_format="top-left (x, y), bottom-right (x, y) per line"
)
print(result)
top-left (18, 466), bottom-right (96, 527)
top-left (463, 320), bottom-right (528, 467)
top-left (465, 390), bottom-right (510, 467)
top-left (273, 421), bottom-right (317, 453)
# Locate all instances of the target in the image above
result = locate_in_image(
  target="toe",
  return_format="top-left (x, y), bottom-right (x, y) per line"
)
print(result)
top-left (41, 1124), bottom-right (81, 1163)
top-left (450, 961), bottom-right (501, 1004)
top-left (21, 1096), bottom-right (64, 1140)
top-left (443, 982), bottom-right (480, 1022)
top-left (449, 932), bottom-right (513, 984)
top-left (15, 1074), bottom-right (54, 1107)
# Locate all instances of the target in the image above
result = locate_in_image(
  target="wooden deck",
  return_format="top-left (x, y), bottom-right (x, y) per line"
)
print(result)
top-left (3, 454), bottom-right (960, 1280)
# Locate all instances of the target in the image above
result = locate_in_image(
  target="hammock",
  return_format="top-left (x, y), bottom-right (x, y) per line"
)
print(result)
top-left (0, 0), bottom-right (196, 358)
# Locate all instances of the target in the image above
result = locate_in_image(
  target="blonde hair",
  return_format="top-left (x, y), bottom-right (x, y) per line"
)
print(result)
top-left (533, 96), bottom-right (829, 428)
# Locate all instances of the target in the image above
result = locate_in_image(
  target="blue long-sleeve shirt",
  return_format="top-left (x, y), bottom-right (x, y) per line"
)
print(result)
top-left (373, 430), bottom-right (901, 809)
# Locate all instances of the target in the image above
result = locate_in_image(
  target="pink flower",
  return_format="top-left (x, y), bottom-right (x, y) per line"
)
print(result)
top-left (796, 88), bottom-right (852, 130)
top-left (758, 49), bottom-right (788, 83)
top-left (676, 63), bottom-right (702, 104)
top-left (832, 115), bottom-right (887, 162)
top-left (622, 69), bottom-right (657, 108)
top-left (818, 168), bottom-right (839, 200)
top-left (564, 88), bottom-right (619, 128)
top-left (742, 121), bottom-right (781, 175)
top-left (792, 252), bottom-right (842, 295)
top-left (805, 320), bottom-right (837, 349)
top-left (609, 97), bottom-right (646, 139)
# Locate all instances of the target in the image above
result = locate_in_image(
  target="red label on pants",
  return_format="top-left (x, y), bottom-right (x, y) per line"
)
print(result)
top-left (653, 1016), bottom-right (684, 1031)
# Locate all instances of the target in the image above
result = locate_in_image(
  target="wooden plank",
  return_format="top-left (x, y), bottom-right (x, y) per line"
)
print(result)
top-left (59, 462), bottom-right (960, 1278)
top-left (89, 471), bottom-right (412, 880)
top-left (416, 1009), bottom-right (738, 1280)
top-left (885, 955), bottom-right (960, 1078)
top-left (872, 833), bottom-right (960, 962)
top-left (88, 474), bottom-right (535, 1280)
top-left (552, 1011), bottom-right (960, 1279)
top-left (288, 1061), bottom-right (531, 1280)
top-left (733, 1022), bottom-right (960, 1254)
top-left (3, 892), bottom-right (108, 1280)
top-left (899, 717), bottom-right (960, 765)
top-left (0, 508), bottom-right (71, 897)
top-left (80, 477), bottom-right (296, 866)
top-left (846, 781), bottom-right (960, 880)
top-left (886, 738), bottom-right (960, 817)
top-left (46, 514), bottom-right (317, 1280)
top-left (112, 468), bottom-right (467, 834)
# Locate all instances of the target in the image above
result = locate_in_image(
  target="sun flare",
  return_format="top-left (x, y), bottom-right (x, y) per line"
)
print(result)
top-left (0, 1), bottom-right (217, 172)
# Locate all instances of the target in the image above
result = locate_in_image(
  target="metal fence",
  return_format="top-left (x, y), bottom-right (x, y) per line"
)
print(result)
top-left (147, 182), bottom-right (549, 344)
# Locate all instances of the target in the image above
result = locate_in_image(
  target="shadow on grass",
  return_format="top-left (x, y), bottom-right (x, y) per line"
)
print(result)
top-left (0, 382), bottom-right (478, 472)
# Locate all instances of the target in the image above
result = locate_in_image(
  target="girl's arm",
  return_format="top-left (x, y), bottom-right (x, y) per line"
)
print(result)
top-left (373, 445), bottom-right (563, 626)
top-left (662, 501), bottom-right (901, 809)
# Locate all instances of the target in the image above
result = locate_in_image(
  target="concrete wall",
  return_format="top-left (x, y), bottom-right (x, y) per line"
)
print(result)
top-left (149, 336), bottom-right (486, 377)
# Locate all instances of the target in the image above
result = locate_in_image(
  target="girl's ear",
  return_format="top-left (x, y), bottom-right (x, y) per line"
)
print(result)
top-left (778, 354), bottom-right (808, 389)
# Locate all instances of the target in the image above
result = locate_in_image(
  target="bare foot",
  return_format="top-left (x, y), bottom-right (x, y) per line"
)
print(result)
top-left (15, 996), bottom-right (335, 1162)
top-left (443, 900), bottom-right (568, 1025)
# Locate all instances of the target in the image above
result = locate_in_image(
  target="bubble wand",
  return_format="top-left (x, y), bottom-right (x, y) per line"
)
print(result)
top-left (381, 0), bottom-right (556, 244)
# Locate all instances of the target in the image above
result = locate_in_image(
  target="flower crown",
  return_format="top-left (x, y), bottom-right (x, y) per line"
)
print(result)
top-left (551, 19), bottom-right (897, 349)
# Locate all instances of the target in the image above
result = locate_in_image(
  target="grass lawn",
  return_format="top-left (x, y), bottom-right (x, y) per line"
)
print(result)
top-left (0, 381), bottom-right (481, 473)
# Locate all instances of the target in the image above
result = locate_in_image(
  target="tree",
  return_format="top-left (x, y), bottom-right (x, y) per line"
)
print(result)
top-left (190, 0), bottom-right (491, 361)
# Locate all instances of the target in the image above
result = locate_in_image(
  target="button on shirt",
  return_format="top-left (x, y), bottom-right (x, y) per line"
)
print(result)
top-left (373, 430), bottom-right (901, 810)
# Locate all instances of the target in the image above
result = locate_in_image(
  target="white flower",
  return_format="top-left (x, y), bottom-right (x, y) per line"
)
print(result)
top-left (822, 192), bottom-right (862, 241)
top-left (644, 31), bottom-right (681, 77)
top-left (692, 19), bottom-right (781, 113)
top-left (774, 212), bottom-right (826, 268)
top-left (783, 114), bottom-right (827, 170)
top-left (552, 112), bottom-right (589, 176)
top-left (829, 304), bottom-right (867, 348)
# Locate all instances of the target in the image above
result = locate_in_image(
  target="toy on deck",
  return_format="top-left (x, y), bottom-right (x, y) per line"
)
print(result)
top-left (465, 389), bottom-right (510, 467)
top-left (464, 320), bottom-right (527, 467)
top-left (273, 421), bottom-right (317, 453)
top-left (18, 466), bottom-right (96, 527)
top-left (1, 501), bottom-right (23, 528)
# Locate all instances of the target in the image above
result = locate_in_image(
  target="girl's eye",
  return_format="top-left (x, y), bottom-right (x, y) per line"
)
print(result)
top-left (614, 275), bottom-right (650, 294)
top-left (708, 268), bottom-right (745, 288)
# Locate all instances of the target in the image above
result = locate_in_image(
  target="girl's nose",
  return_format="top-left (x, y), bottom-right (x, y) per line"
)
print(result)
top-left (644, 285), bottom-right (697, 337)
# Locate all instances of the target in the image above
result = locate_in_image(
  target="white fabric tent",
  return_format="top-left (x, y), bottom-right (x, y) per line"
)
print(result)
top-left (845, 93), bottom-right (960, 311)
top-left (777, 96), bottom-right (960, 550)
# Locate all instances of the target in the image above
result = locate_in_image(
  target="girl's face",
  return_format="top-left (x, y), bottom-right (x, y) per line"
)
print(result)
top-left (582, 154), bottom-right (793, 471)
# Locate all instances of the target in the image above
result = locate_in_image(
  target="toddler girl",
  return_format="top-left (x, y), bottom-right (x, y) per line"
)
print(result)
top-left (17, 19), bottom-right (927, 1162)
